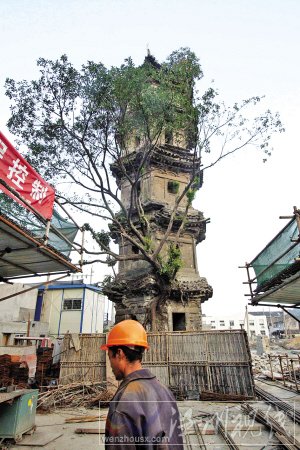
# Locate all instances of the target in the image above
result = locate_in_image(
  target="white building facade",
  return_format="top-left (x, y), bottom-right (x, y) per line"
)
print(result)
top-left (203, 314), bottom-right (269, 337)
top-left (0, 283), bottom-right (48, 345)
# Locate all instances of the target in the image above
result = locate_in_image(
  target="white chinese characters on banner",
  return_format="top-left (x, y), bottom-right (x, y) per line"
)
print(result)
top-left (7, 158), bottom-right (29, 190)
top-left (0, 131), bottom-right (55, 219)
top-left (0, 139), bottom-right (7, 159)
top-left (30, 179), bottom-right (48, 203)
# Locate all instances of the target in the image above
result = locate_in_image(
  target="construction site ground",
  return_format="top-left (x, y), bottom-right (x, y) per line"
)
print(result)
top-left (6, 380), bottom-right (300, 449)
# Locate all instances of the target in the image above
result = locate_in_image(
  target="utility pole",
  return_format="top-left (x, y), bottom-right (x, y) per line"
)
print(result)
top-left (283, 312), bottom-right (288, 338)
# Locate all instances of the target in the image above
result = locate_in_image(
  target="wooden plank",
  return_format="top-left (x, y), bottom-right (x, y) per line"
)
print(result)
top-left (75, 427), bottom-right (105, 434)
top-left (65, 414), bottom-right (106, 423)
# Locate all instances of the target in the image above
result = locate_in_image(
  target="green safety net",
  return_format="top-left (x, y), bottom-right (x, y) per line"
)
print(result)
top-left (251, 218), bottom-right (300, 289)
top-left (0, 194), bottom-right (78, 257)
top-left (31, 209), bottom-right (78, 257)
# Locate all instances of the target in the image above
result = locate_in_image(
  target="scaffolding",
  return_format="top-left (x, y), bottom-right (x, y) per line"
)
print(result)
top-left (242, 206), bottom-right (300, 322)
top-left (0, 181), bottom-right (83, 285)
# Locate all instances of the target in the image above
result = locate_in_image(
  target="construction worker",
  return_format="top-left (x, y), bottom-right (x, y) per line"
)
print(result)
top-left (101, 319), bottom-right (184, 449)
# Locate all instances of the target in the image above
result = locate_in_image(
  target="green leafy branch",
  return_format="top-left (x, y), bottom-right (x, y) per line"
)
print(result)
top-left (158, 243), bottom-right (183, 281)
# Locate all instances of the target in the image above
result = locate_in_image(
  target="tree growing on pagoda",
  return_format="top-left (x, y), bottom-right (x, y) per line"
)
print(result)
top-left (4, 49), bottom-right (284, 326)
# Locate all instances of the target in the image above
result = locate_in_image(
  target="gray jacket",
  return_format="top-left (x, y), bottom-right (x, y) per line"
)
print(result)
top-left (105, 369), bottom-right (184, 449)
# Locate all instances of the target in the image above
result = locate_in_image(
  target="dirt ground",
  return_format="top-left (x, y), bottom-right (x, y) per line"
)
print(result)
top-left (9, 402), bottom-right (231, 449)
top-left (10, 407), bottom-right (108, 450)
top-left (7, 388), bottom-right (300, 450)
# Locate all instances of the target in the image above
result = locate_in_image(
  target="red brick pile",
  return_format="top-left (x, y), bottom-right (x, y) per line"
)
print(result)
top-left (0, 354), bottom-right (29, 388)
top-left (0, 354), bottom-right (11, 386)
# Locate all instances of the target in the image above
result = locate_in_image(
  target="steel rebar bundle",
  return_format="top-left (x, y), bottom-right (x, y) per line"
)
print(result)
top-left (255, 385), bottom-right (300, 424)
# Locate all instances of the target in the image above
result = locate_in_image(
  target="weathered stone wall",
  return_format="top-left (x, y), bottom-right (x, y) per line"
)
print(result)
top-left (118, 232), bottom-right (198, 276)
top-left (166, 299), bottom-right (202, 331)
top-left (120, 169), bottom-right (189, 209)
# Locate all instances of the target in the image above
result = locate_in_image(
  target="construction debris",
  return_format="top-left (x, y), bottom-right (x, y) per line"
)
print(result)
top-left (35, 347), bottom-right (55, 385)
top-left (213, 415), bottom-right (239, 450)
top-left (242, 403), bottom-right (300, 450)
top-left (252, 353), bottom-right (280, 374)
top-left (261, 370), bottom-right (283, 380)
top-left (37, 382), bottom-right (114, 411)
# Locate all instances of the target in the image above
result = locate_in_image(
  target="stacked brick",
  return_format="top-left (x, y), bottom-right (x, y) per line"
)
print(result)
top-left (0, 354), bottom-right (29, 388)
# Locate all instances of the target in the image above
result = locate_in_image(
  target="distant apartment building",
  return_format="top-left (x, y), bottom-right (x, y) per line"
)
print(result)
top-left (203, 314), bottom-right (269, 337)
top-left (249, 310), bottom-right (300, 336)
top-left (249, 311), bottom-right (284, 336)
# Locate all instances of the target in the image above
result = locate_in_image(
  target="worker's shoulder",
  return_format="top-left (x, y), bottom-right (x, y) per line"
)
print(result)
top-left (123, 375), bottom-right (173, 399)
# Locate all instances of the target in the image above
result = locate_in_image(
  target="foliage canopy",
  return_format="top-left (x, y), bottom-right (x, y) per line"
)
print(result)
top-left (4, 48), bottom-right (284, 285)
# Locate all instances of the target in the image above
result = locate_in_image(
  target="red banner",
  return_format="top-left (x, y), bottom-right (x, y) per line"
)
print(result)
top-left (0, 131), bottom-right (55, 220)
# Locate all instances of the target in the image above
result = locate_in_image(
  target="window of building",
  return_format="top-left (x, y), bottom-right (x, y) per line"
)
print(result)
top-left (211, 320), bottom-right (215, 324)
top-left (249, 321), bottom-right (255, 326)
top-left (63, 299), bottom-right (82, 310)
top-left (229, 320), bottom-right (234, 327)
top-left (167, 180), bottom-right (180, 194)
top-left (260, 324), bottom-right (265, 328)
top-left (250, 330), bottom-right (256, 336)
top-left (211, 326), bottom-right (216, 329)
top-left (172, 313), bottom-right (186, 331)
top-left (261, 330), bottom-right (266, 335)
top-left (219, 320), bottom-right (225, 326)
top-left (2, 333), bottom-right (11, 346)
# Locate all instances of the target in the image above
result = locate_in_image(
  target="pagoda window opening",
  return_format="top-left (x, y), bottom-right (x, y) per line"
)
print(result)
top-left (172, 312), bottom-right (186, 331)
top-left (132, 245), bottom-right (139, 254)
top-left (167, 180), bottom-right (180, 194)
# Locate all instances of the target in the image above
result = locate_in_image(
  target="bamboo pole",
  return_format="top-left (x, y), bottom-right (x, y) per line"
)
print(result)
top-left (279, 356), bottom-right (286, 386)
top-left (290, 359), bottom-right (299, 392)
top-left (268, 354), bottom-right (274, 380)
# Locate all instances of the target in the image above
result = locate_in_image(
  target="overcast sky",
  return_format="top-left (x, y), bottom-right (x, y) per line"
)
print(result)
top-left (1, 0), bottom-right (299, 317)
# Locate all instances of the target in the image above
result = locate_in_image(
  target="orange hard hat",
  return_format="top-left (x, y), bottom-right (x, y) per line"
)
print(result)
top-left (101, 319), bottom-right (149, 350)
